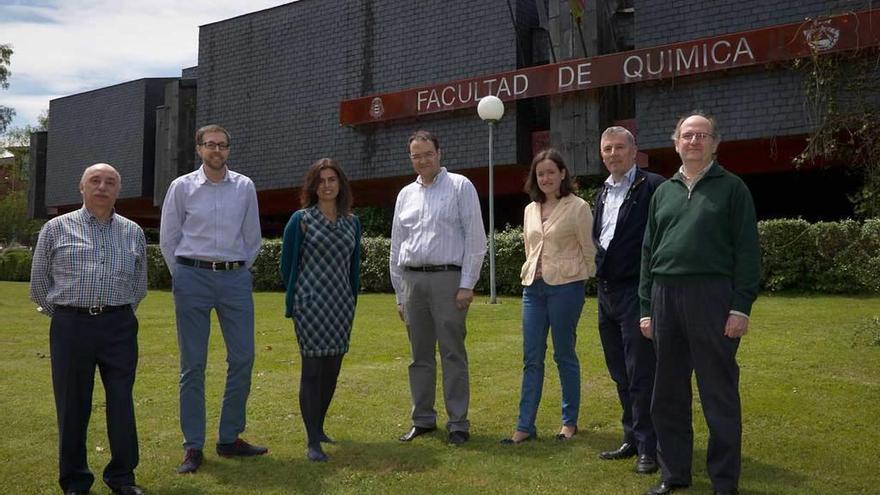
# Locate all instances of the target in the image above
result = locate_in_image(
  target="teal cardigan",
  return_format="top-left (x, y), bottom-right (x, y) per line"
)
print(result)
top-left (280, 209), bottom-right (362, 318)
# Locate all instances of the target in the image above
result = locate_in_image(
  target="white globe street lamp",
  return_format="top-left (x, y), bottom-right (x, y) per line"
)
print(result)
top-left (477, 95), bottom-right (505, 304)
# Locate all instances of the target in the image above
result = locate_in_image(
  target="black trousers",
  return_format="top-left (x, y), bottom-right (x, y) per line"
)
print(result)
top-left (50, 307), bottom-right (139, 492)
top-left (651, 278), bottom-right (741, 492)
top-left (299, 355), bottom-right (344, 447)
top-left (597, 282), bottom-right (657, 455)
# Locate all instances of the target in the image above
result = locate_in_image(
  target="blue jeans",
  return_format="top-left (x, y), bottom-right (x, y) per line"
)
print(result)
top-left (172, 264), bottom-right (255, 450)
top-left (516, 278), bottom-right (585, 435)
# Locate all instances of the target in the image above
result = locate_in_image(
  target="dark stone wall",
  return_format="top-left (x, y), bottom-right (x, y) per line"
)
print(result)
top-left (46, 78), bottom-right (175, 205)
top-left (632, 0), bottom-right (875, 150)
top-left (196, 0), bottom-right (524, 191)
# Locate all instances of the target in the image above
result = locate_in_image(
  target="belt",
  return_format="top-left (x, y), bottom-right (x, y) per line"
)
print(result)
top-left (55, 304), bottom-right (131, 316)
top-left (177, 256), bottom-right (246, 271)
top-left (404, 264), bottom-right (461, 272)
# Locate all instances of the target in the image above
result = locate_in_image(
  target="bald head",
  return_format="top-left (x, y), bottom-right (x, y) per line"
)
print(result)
top-left (673, 114), bottom-right (720, 169)
top-left (80, 163), bottom-right (122, 220)
top-left (80, 163), bottom-right (121, 186)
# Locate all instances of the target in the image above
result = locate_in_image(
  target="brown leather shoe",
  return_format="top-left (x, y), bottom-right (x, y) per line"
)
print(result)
top-left (177, 448), bottom-right (203, 474)
top-left (216, 438), bottom-right (268, 457)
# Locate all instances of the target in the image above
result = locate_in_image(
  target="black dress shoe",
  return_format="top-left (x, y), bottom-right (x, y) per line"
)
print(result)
top-left (64, 491), bottom-right (89, 495)
top-left (645, 481), bottom-right (689, 495)
top-left (111, 485), bottom-right (145, 495)
top-left (636, 454), bottom-right (659, 474)
top-left (177, 448), bottom-right (204, 474)
top-left (216, 438), bottom-right (268, 457)
top-left (318, 432), bottom-right (335, 444)
top-left (599, 442), bottom-right (638, 460)
top-left (399, 425), bottom-right (437, 442)
top-left (448, 430), bottom-right (470, 445)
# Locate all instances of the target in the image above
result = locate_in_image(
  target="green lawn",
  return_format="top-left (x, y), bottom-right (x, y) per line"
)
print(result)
top-left (0, 281), bottom-right (878, 494)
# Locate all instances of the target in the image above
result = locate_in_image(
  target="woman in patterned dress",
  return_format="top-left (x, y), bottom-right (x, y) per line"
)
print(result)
top-left (280, 158), bottom-right (362, 462)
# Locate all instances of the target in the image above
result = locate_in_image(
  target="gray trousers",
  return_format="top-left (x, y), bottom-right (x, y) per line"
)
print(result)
top-left (400, 270), bottom-right (470, 432)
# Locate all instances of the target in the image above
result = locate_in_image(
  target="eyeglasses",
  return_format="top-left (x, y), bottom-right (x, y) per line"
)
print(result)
top-left (409, 151), bottom-right (436, 161)
top-left (199, 141), bottom-right (230, 151)
top-left (679, 132), bottom-right (714, 143)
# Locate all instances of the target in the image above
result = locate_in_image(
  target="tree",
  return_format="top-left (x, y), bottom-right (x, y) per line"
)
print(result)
top-left (0, 106), bottom-right (49, 181)
top-left (37, 108), bottom-right (49, 131)
top-left (0, 191), bottom-right (42, 246)
top-left (794, 48), bottom-right (880, 218)
top-left (0, 44), bottom-right (13, 135)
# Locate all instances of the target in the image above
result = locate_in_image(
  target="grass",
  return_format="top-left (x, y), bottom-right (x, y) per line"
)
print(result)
top-left (0, 281), bottom-right (878, 494)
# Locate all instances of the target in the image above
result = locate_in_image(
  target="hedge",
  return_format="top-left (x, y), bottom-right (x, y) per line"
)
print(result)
top-left (0, 247), bottom-right (32, 282)
top-left (4, 219), bottom-right (880, 295)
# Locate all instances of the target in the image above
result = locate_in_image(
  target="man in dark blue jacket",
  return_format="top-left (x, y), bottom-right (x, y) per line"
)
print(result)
top-left (592, 126), bottom-right (665, 475)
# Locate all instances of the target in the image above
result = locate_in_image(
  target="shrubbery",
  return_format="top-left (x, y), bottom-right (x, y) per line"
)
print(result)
top-left (759, 218), bottom-right (880, 293)
top-left (0, 246), bottom-right (32, 281)
top-left (6, 219), bottom-right (880, 295)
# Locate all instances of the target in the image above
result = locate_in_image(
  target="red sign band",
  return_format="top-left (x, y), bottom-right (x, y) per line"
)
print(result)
top-left (340, 10), bottom-right (880, 126)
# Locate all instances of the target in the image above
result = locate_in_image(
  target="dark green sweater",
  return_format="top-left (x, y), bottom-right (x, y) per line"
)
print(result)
top-left (639, 162), bottom-right (761, 317)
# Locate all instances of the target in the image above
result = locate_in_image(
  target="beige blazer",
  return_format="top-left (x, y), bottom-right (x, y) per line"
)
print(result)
top-left (520, 194), bottom-right (596, 286)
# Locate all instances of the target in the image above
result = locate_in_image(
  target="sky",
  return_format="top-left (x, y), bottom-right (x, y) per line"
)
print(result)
top-left (0, 0), bottom-right (296, 131)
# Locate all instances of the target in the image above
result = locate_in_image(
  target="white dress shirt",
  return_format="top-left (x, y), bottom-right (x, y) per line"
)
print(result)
top-left (599, 164), bottom-right (636, 250)
top-left (390, 168), bottom-right (487, 303)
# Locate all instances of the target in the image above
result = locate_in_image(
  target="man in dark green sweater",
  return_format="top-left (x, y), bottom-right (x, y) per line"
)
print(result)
top-left (638, 112), bottom-right (760, 495)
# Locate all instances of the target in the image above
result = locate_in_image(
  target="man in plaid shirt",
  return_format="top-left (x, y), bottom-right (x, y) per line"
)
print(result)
top-left (30, 163), bottom-right (147, 495)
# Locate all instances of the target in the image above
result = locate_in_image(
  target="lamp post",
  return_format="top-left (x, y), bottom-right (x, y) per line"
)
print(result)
top-left (477, 95), bottom-right (504, 304)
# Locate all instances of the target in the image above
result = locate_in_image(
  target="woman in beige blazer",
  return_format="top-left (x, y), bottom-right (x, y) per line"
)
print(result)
top-left (502, 148), bottom-right (596, 444)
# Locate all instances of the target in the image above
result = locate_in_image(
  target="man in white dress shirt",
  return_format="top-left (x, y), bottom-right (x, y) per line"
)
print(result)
top-left (390, 130), bottom-right (487, 445)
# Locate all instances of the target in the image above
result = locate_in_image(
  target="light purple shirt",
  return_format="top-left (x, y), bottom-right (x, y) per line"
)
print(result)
top-left (159, 165), bottom-right (262, 274)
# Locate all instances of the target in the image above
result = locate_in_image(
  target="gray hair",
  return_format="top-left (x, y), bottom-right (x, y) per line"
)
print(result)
top-left (601, 126), bottom-right (635, 146)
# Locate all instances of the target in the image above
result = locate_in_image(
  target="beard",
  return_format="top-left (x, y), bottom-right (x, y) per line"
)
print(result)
top-left (204, 154), bottom-right (226, 170)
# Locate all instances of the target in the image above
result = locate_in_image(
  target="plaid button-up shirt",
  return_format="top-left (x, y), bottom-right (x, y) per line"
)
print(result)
top-left (30, 206), bottom-right (147, 316)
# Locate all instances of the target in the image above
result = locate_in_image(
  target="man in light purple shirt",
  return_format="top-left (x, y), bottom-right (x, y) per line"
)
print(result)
top-left (391, 130), bottom-right (487, 445)
top-left (160, 124), bottom-right (266, 474)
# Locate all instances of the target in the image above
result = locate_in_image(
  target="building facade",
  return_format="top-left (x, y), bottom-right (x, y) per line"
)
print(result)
top-left (30, 0), bottom-right (880, 231)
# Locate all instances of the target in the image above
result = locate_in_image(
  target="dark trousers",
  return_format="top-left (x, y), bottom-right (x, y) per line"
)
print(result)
top-left (49, 307), bottom-right (139, 493)
top-left (651, 279), bottom-right (741, 492)
top-left (299, 355), bottom-right (344, 447)
top-left (597, 282), bottom-right (656, 456)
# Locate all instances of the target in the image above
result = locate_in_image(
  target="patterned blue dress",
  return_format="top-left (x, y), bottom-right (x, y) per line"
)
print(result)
top-left (291, 207), bottom-right (359, 357)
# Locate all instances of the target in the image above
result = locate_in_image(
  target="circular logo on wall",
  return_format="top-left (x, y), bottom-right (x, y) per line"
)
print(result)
top-left (370, 97), bottom-right (385, 120)
top-left (803, 20), bottom-right (840, 52)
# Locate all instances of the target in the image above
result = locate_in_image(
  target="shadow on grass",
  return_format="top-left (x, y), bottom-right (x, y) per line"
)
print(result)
top-left (450, 429), bottom-right (621, 459)
top-left (201, 439), bottom-right (441, 493)
top-left (739, 454), bottom-right (808, 495)
top-left (684, 448), bottom-right (807, 495)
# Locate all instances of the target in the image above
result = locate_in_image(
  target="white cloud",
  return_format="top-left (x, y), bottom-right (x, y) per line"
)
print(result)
top-left (1, 0), bottom-right (296, 129)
